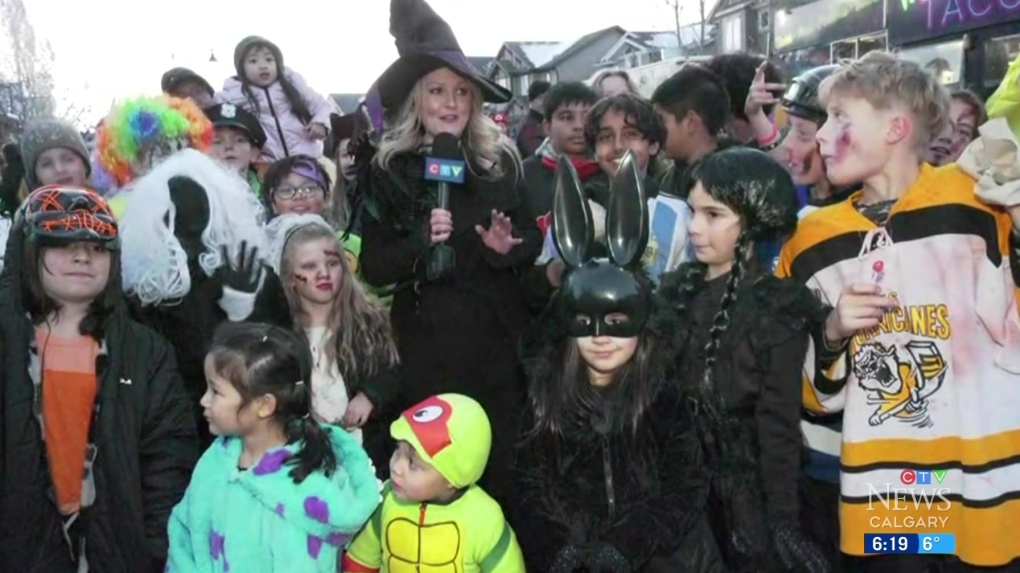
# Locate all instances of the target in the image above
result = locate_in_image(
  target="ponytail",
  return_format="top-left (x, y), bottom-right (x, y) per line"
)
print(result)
top-left (285, 416), bottom-right (338, 484)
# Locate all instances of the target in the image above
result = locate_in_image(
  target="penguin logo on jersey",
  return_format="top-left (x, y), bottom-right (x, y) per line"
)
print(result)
top-left (852, 340), bottom-right (947, 428)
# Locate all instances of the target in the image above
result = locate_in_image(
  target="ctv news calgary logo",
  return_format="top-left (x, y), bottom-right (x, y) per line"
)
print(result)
top-left (866, 469), bottom-right (952, 529)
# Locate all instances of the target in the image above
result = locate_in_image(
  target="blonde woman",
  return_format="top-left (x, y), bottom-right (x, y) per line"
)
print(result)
top-left (593, 69), bottom-right (641, 98)
top-left (359, 0), bottom-right (542, 495)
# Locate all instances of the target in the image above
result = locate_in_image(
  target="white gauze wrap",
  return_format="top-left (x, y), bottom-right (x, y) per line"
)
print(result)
top-left (116, 148), bottom-right (269, 307)
top-left (264, 213), bottom-right (334, 276)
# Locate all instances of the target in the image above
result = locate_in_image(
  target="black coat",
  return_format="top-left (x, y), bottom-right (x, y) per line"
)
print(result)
top-left (0, 224), bottom-right (200, 573)
top-left (359, 150), bottom-right (541, 500)
top-left (660, 266), bottom-right (831, 572)
top-left (511, 379), bottom-right (719, 573)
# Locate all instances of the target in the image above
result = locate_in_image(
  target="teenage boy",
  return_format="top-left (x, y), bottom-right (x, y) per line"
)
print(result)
top-left (516, 80), bottom-right (551, 158)
top-left (650, 64), bottom-right (735, 199)
top-left (203, 103), bottom-right (267, 197)
top-left (539, 94), bottom-right (692, 285)
top-left (521, 81), bottom-right (602, 234)
top-left (777, 51), bottom-right (1020, 572)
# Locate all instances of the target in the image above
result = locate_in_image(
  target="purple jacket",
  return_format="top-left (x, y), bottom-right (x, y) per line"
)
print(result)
top-left (217, 68), bottom-right (335, 162)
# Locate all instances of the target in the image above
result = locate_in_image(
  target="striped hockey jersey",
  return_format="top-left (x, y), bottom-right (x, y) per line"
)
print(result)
top-left (776, 164), bottom-right (1020, 566)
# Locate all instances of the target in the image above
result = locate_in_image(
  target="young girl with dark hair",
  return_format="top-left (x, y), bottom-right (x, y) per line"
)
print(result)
top-left (512, 154), bottom-right (718, 573)
top-left (167, 322), bottom-right (379, 572)
top-left (218, 36), bottom-right (335, 163)
top-left (659, 148), bottom-right (832, 572)
top-left (0, 186), bottom-right (199, 572)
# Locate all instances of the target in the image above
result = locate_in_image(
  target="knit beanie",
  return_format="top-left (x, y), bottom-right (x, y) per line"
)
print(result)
top-left (233, 36), bottom-right (284, 78)
top-left (20, 118), bottom-right (91, 190)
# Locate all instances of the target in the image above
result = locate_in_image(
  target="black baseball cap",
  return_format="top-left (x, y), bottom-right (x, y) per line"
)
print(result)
top-left (161, 67), bottom-right (215, 97)
top-left (203, 103), bottom-right (267, 149)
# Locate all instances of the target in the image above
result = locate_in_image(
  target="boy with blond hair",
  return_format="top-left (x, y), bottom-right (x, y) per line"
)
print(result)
top-left (777, 51), bottom-right (1020, 571)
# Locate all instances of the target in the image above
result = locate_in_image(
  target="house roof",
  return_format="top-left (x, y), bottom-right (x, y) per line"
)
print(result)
top-left (503, 41), bottom-right (568, 69)
top-left (598, 26), bottom-right (712, 66)
top-left (537, 26), bottom-right (625, 72)
top-left (328, 93), bottom-right (364, 114)
top-left (707, 0), bottom-right (755, 22)
top-left (466, 56), bottom-right (494, 75)
top-left (495, 26), bottom-right (626, 74)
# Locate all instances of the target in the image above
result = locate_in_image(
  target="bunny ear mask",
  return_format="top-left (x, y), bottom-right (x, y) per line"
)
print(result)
top-left (552, 150), bottom-right (652, 339)
top-left (552, 155), bottom-right (594, 268)
top-left (264, 213), bottom-right (334, 276)
top-left (606, 150), bottom-right (650, 267)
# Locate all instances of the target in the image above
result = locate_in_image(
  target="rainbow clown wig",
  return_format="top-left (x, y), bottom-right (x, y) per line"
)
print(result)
top-left (95, 95), bottom-right (213, 189)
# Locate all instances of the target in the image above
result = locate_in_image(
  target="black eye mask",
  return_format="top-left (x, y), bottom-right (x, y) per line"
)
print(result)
top-left (552, 150), bottom-right (651, 339)
top-left (562, 262), bottom-right (650, 337)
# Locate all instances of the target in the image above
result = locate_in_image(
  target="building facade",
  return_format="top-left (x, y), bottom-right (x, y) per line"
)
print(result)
top-left (770, 0), bottom-right (886, 76)
top-left (888, 0), bottom-right (1020, 96)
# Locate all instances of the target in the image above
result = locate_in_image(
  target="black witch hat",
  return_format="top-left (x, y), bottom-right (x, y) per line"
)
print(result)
top-left (375, 0), bottom-right (512, 111)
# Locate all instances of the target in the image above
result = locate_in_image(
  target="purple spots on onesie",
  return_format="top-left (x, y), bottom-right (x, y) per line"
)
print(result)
top-left (304, 496), bottom-right (329, 524)
top-left (326, 532), bottom-right (349, 547)
top-left (209, 529), bottom-right (230, 571)
top-left (274, 502), bottom-right (285, 517)
top-left (252, 449), bottom-right (290, 476)
top-left (307, 534), bottom-right (323, 559)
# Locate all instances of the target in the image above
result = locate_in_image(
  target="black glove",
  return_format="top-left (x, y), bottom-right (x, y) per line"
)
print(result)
top-left (582, 543), bottom-right (631, 573)
top-left (771, 517), bottom-right (832, 573)
top-left (217, 241), bottom-right (263, 294)
top-left (549, 545), bottom-right (585, 573)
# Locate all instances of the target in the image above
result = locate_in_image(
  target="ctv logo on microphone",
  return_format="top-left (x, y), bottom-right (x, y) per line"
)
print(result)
top-left (425, 157), bottom-right (466, 184)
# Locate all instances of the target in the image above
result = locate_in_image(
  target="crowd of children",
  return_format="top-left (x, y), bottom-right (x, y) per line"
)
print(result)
top-left (2, 0), bottom-right (1020, 571)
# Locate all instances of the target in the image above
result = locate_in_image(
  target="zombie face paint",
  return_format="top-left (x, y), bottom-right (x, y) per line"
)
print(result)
top-left (816, 95), bottom-right (893, 186)
top-left (287, 237), bottom-right (343, 306)
top-left (780, 116), bottom-right (825, 186)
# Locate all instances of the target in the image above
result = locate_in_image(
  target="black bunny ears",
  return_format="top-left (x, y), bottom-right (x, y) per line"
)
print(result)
top-left (552, 150), bottom-right (649, 269)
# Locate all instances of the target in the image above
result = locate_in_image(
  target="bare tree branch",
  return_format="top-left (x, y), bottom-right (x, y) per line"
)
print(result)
top-left (0, 0), bottom-right (57, 124)
top-left (664, 0), bottom-right (683, 54)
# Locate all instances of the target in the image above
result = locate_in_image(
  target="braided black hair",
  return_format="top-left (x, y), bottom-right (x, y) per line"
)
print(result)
top-left (677, 148), bottom-right (799, 411)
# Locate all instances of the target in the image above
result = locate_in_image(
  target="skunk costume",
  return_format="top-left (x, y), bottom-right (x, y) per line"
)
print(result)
top-left (97, 96), bottom-right (290, 444)
top-left (659, 148), bottom-right (832, 572)
top-left (511, 152), bottom-right (721, 573)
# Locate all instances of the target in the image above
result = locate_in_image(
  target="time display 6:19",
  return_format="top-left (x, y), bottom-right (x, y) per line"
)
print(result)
top-left (865, 534), bottom-right (956, 554)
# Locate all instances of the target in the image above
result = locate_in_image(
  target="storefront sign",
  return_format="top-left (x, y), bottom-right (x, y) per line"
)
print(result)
top-left (774, 0), bottom-right (884, 53)
top-left (888, 0), bottom-right (1020, 45)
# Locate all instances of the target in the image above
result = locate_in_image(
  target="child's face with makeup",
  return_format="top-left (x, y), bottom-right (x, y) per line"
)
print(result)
top-left (816, 94), bottom-right (899, 186)
top-left (594, 109), bottom-right (659, 177)
top-left (287, 237), bottom-right (343, 306)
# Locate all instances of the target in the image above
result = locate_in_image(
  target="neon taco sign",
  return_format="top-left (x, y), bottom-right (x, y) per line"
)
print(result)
top-left (893, 0), bottom-right (1020, 41)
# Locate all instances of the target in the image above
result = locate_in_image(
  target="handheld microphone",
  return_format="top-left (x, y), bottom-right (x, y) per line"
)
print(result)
top-left (425, 133), bottom-right (465, 281)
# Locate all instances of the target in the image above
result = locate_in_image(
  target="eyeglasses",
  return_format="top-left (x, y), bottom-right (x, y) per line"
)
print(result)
top-left (273, 186), bottom-right (325, 200)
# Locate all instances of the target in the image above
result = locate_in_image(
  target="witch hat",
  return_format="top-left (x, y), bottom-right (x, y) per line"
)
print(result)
top-left (375, 0), bottom-right (512, 111)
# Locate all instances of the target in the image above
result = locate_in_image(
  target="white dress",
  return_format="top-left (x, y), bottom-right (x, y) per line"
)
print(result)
top-left (306, 326), bottom-right (362, 444)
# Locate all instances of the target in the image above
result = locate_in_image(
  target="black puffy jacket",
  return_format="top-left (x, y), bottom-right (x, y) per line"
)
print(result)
top-left (0, 220), bottom-right (200, 573)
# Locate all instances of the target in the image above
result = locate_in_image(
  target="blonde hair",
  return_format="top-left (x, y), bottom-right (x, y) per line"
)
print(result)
top-left (819, 51), bottom-right (949, 154)
top-left (374, 75), bottom-right (521, 181)
top-left (280, 224), bottom-right (399, 379)
top-left (593, 69), bottom-right (640, 97)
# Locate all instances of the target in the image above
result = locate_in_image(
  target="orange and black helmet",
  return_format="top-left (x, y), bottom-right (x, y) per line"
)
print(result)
top-left (22, 185), bottom-right (119, 248)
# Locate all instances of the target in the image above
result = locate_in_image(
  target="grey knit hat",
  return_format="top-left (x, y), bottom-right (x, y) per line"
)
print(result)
top-left (19, 118), bottom-right (91, 190)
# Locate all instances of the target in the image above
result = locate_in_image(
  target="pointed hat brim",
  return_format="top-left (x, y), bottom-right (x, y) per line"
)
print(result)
top-left (376, 52), bottom-right (511, 110)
